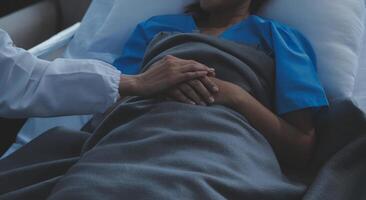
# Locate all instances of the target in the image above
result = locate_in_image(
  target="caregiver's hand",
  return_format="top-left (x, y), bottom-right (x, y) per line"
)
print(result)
top-left (119, 55), bottom-right (215, 98)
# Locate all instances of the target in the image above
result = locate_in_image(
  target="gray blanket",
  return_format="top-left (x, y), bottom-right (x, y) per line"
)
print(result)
top-left (49, 33), bottom-right (300, 199)
top-left (1, 33), bottom-right (365, 200)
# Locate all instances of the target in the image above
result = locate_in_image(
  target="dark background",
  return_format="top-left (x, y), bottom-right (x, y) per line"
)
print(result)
top-left (0, 0), bottom-right (42, 17)
top-left (0, 118), bottom-right (26, 156)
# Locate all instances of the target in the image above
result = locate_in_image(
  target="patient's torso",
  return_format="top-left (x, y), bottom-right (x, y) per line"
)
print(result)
top-left (113, 14), bottom-right (328, 115)
top-left (141, 32), bottom-right (276, 110)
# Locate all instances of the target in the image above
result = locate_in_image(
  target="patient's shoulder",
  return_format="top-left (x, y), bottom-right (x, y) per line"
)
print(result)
top-left (251, 15), bottom-right (312, 46)
top-left (251, 15), bottom-right (304, 37)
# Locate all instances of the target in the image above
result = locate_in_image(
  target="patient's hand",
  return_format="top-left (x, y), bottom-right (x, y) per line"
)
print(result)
top-left (166, 76), bottom-right (219, 105)
top-left (167, 77), bottom-right (243, 107)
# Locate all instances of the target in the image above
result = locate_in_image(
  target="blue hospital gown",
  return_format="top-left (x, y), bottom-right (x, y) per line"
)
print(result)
top-left (113, 14), bottom-right (329, 115)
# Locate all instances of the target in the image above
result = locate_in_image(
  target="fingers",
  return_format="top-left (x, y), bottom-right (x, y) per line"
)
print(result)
top-left (176, 71), bottom-right (208, 83)
top-left (207, 70), bottom-right (216, 77)
top-left (166, 79), bottom-right (218, 106)
top-left (187, 79), bottom-right (214, 104)
top-left (200, 77), bottom-right (219, 93)
top-left (180, 64), bottom-right (215, 74)
top-left (159, 56), bottom-right (218, 96)
top-left (168, 89), bottom-right (196, 105)
top-left (178, 83), bottom-right (203, 105)
top-left (162, 55), bottom-right (215, 73)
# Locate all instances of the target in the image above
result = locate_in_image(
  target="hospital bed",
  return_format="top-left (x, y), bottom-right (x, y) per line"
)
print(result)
top-left (3, 0), bottom-right (366, 158)
top-left (0, 0), bottom-right (366, 153)
top-left (0, 0), bottom-right (366, 198)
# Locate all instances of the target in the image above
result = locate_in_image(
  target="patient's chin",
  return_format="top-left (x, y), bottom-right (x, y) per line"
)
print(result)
top-left (200, 0), bottom-right (222, 12)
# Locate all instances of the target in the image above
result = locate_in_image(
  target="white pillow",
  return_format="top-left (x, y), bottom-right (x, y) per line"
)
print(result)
top-left (65, 0), bottom-right (365, 101)
top-left (64, 0), bottom-right (194, 63)
top-left (260, 0), bottom-right (365, 101)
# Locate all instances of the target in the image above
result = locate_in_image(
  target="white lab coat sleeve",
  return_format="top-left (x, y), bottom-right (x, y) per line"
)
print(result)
top-left (0, 29), bottom-right (121, 118)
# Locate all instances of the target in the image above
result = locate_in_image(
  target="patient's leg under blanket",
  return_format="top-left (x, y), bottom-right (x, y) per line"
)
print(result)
top-left (2, 98), bottom-right (366, 200)
top-left (1, 98), bottom-right (307, 200)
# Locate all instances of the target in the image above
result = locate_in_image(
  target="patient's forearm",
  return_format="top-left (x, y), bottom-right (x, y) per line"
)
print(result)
top-left (231, 90), bottom-right (315, 168)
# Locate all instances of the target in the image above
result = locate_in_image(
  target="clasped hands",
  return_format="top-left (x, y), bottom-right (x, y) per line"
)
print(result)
top-left (120, 55), bottom-right (244, 107)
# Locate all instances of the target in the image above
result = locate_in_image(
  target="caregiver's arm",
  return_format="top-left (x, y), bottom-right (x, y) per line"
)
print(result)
top-left (211, 78), bottom-right (315, 169)
top-left (0, 29), bottom-right (122, 118)
top-left (0, 28), bottom-right (212, 118)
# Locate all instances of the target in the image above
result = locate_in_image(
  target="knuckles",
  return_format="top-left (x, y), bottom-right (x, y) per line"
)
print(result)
top-left (190, 80), bottom-right (200, 86)
top-left (162, 55), bottom-right (176, 65)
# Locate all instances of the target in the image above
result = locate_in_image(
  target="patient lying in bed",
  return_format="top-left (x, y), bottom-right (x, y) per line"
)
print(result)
top-left (0, 1), bottom-right (329, 199)
top-left (113, 2), bottom-right (328, 168)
